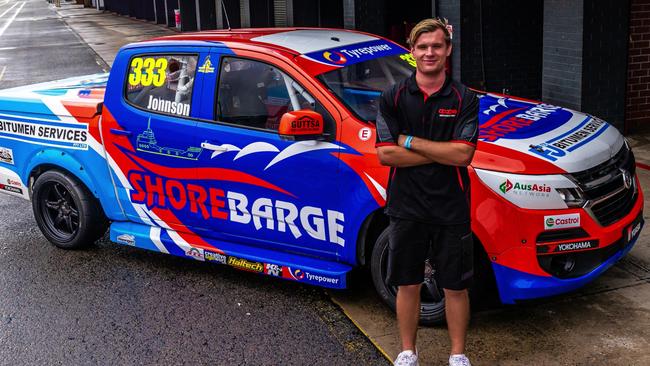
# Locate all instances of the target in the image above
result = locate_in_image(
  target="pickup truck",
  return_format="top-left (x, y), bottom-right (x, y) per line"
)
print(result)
top-left (0, 28), bottom-right (643, 324)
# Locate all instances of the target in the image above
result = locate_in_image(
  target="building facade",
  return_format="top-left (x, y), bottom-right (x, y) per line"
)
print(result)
top-left (98, 0), bottom-right (649, 133)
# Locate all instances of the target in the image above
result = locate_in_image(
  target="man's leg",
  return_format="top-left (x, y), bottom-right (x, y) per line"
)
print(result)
top-left (386, 218), bottom-right (429, 354)
top-left (444, 288), bottom-right (470, 355)
top-left (397, 283), bottom-right (421, 351)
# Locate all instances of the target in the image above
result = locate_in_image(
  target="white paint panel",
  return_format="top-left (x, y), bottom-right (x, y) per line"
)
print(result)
top-left (251, 30), bottom-right (377, 54)
top-left (474, 169), bottom-right (577, 210)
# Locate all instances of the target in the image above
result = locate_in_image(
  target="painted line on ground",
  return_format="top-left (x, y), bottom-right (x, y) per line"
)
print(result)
top-left (0, 66), bottom-right (6, 82)
top-left (0, 1), bottom-right (17, 19)
top-left (636, 162), bottom-right (650, 171)
top-left (0, 1), bottom-right (25, 38)
top-left (328, 294), bottom-right (393, 363)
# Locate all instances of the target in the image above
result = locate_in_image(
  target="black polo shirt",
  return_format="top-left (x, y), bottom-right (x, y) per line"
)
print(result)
top-left (375, 73), bottom-right (479, 224)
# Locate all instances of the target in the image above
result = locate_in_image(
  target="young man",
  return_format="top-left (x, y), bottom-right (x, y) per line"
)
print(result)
top-left (375, 18), bottom-right (478, 366)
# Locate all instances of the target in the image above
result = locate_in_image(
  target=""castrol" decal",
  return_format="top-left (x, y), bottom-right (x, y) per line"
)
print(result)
top-left (544, 213), bottom-right (580, 230)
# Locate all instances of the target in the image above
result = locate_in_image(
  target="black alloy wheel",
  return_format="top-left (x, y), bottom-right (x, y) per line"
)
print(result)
top-left (38, 181), bottom-right (80, 241)
top-left (32, 170), bottom-right (108, 249)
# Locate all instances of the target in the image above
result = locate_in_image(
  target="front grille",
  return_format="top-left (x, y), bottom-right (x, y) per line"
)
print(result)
top-left (591, 185), bottom-right (638, 226)
top-left (569, 143), bottom-right (638, 226)
top-left (537, 238), bottom-right (624, 279)
top-left (536, 228), bottom-right (589, 243)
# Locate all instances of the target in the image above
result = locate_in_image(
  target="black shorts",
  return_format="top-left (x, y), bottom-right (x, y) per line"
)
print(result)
top-left (386, 217), bottom-right (474, 290)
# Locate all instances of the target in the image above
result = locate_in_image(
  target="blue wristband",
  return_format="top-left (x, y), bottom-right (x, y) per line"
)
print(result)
top-left (404, 135), bottom-right (413, 150)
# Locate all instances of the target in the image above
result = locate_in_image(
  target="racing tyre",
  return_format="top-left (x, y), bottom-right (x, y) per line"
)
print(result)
top-left (32, 170), bottom-right (108, 249)
top-left (371, 227), bottom-right (446, 325)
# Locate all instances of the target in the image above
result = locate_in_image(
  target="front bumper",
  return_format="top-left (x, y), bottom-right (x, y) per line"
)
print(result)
top-left (471, 169), bottom-right (644, 305)
top-left (493, 219), bottom-right (642, 304)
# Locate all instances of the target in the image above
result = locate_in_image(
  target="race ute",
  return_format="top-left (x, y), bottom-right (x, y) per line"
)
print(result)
top-left (0, 28), bottom-right (642, 324)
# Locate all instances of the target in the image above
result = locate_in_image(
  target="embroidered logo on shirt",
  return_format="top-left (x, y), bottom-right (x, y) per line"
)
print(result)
top-left (438, 108), bottom-right (457, 118)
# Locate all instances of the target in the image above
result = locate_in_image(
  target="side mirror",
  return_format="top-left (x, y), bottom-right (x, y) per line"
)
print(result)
top-left (278, 110), bottom-right (324, 141)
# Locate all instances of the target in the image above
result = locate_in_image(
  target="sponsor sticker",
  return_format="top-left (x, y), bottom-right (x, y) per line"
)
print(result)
top-left (553, 239), bottom-right (598, 253)
top-left (264, 263), bottom-right (282, 277)
top-left (283, 267), bottom-right (305, 280)
top-left (627, 220), bottom-right (642, 243)
top-left (204, 250), bottom-right (227, 264)
top-left (0, 147), bottom-right (14, 164)
top-left (358, 127), bottom-right (372, 141)
top-left (116, 234), bottom-right (135, 246)
top-left (185, 247), bottom-right (205, 261)
top-left (499, 179), bottom-right (551, 197)
top-left (304, 39), bottom-right (404, 67)
top-left (323, 51), bottom-right (347, 64)
top-left (0, 184), bottom-right (22, 194)
top-left (304, 272), bottom-right (340, 285)
top-left (0, 119), bottom-right (88, 150)
top-left (227, 256), bottom-right (264, 272)
top-left (479, 102), bottom-right (568, 142)
top-left (544, 213), bottom-right (580, 230)
top-left (281, 267), bottom-right (339, 285)
top-left (399, 53), bottom-right (417, 68)
top-left (128, 171), bottom-right (346, 246)
top-left (198, 56), bottom-right (215, 73)
top-left (528, 117), bottom-right (609, 162)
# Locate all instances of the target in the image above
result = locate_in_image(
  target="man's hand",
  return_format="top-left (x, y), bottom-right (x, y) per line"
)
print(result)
top-left (397, 134), bottom-right (476, 167)
top-left (397, 134), bottom-right (407, 146)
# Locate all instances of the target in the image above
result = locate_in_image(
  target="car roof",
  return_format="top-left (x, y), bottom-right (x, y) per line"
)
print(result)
top-left (149, 28), bottom-right (382, 56)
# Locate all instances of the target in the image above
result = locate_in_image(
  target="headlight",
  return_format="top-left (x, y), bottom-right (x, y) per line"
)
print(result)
top-left (475, 169), bottom-right (584, 209)
top-left (555, 187), bottom-right (586, 208)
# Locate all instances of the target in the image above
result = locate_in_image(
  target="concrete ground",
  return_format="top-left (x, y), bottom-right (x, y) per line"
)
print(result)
top-left (28, 3), bottom-right (650, 365)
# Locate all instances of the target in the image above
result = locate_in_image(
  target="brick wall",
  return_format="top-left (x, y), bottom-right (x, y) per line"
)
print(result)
top-left (626, 0), bottom-right (650, 133)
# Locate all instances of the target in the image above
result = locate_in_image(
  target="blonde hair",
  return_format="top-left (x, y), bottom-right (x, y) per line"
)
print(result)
top-left (408, 18), bottom-right (451, 47)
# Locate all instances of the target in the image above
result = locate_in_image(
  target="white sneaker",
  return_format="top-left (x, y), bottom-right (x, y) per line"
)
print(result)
top-left (449, 354), bottom-right (472, 366)
top-left (394, 350), bottom-right (419, 366)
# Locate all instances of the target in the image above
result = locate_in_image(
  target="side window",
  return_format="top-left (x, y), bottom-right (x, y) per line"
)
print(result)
top-left (125, 54), bottom-right (198, 117)
top-left (216, 57), bottom-right (334, 133)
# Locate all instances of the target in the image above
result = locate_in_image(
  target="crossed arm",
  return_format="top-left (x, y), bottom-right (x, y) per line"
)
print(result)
top-left (377, 135), bottom-right (475, 167)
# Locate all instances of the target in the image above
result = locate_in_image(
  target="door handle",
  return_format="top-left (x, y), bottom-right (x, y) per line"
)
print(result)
top-left (201, 141), bottom-right (227, 151)
top-left (110, 128), bottom-right (132, 136)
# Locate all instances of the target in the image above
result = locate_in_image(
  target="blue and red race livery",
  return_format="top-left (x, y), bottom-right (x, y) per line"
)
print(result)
top-left (0, 28), bottom-right (642, 324)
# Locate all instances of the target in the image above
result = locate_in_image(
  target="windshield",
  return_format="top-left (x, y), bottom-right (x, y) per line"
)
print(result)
top-left (318, 53), bottom-right (415, 122)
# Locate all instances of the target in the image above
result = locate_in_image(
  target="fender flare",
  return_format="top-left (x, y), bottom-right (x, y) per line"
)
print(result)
top-left (25, 149), bottom-right (99, 198)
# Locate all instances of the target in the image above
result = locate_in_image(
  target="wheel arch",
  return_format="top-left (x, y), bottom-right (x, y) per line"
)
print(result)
top-left (25, 150), bottom-right (102, 201)
top-left (471, 232), bottom-right (501, 305)
top-left (356, 208), bottom-right (389, 266)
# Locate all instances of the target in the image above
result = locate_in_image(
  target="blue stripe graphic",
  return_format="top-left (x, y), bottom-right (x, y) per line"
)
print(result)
top-left (545, 116), bottom-right (592, 144)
